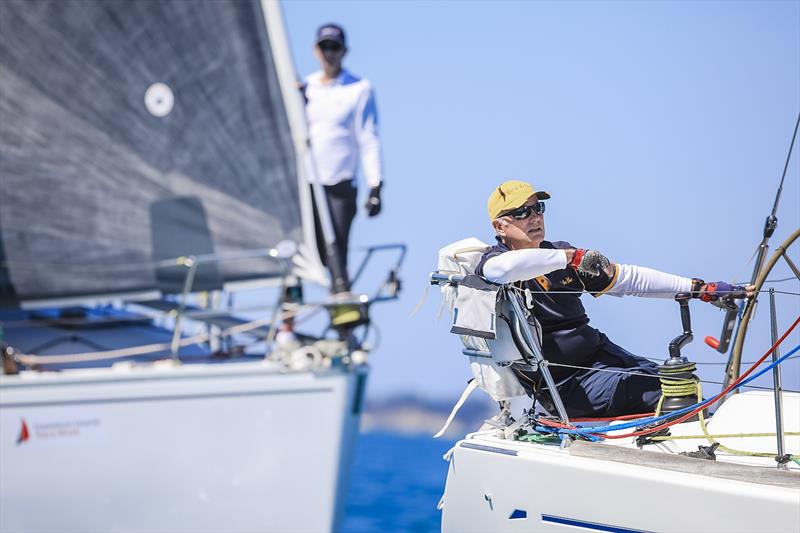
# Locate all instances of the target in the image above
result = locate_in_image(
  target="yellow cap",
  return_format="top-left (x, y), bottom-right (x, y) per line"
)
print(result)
top-left (487, 180), bottom-right (550, 220)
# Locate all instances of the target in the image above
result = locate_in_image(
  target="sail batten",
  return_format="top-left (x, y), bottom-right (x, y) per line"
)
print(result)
top-left (0, 0), bottom-right (321, 304)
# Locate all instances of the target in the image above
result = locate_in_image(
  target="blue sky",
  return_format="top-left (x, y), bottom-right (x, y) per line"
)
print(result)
top-left (282, 0), bottom-right (800, 400)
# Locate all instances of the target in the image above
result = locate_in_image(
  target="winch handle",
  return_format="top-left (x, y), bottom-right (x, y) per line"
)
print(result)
top-left (676, 292), bottom-right (692, 335)
top-left (668, 293), bottom-right (694, 359)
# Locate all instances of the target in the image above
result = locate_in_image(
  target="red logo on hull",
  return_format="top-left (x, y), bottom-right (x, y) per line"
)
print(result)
top-left (17, 419), bottom-right (30, 445)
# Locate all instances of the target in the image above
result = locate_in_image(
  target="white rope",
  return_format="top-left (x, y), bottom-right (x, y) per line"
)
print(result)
top-left (0, 299), bottom-right (331, 332)
top-left (409, 284), bottom-right (430, 317)
top-left (434, 379), bottom-right (479, 438)
top-left (14, 314), bottom-right (279, 365)
top-left (16, 333), bottom-right (209, 365)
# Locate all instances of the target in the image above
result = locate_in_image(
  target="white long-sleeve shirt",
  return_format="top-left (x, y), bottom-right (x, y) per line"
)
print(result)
top-left (482, 246), bottom-right (692, 298)
top-left (304, 69), bottom-right (383, 187)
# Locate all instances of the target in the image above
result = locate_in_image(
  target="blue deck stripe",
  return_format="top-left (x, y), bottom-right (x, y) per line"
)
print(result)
top-left (541, 514), bottom-right (647, 533)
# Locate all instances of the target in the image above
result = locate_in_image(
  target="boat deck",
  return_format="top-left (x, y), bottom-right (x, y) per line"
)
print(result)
top-left (0, 306), bottom-right (264, 371)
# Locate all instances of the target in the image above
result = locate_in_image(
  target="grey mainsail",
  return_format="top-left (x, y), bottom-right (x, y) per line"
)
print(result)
top-left (0, 0), bottom-right (321, 303)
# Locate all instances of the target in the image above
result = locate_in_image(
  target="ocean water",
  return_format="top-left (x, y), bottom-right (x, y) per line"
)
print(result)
top-left (342, 432), bottom-right (457, 533)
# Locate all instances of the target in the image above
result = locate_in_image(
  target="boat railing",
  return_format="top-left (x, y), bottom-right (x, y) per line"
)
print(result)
top-left (146, 244), bottom-right (296, 357)
top-left (158, 243), bottom-right (406, 357)
top-left (3, 242), bottom-right (405, 369)
top-left (351, 243), bottom-right (406, 295)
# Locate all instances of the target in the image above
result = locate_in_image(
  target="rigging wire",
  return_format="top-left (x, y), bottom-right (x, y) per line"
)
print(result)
top-left (538, 343), bottom-right (800, 440)
top-left (772, 112), bottom-right (800, 221)
top-left (643, 355), bottom-right (800, 366)
top-left (598, 343), bottom-right (799, 439)
top-left (504, 286), bottom-right (797, 297)
top-left (545, 361), bottom-right (800, 393)
top-left (536, 315), bottom-right (800, 438)
top-left (766, 276), bottom-right (800, 283)
top-left (615, 336), bottom-right (799, 436)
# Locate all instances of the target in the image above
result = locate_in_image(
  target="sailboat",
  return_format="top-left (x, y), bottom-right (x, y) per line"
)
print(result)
top-left (0, 1), bottom-right (402, 531)
top-left (429, 120), bottom-right (800, 531)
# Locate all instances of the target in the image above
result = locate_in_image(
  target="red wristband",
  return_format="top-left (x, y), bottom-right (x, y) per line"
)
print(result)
top-left (570, 249), bottom-right (586, 270)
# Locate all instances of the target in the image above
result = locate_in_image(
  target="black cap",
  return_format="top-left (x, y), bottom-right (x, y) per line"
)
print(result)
top-left (316, 23), bottom-right (346, 46)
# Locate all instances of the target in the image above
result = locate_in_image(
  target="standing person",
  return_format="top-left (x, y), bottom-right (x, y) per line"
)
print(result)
top-left (476, 180), bottom-right (754, 417)
top-left (304, 23), bottom-right (383, 295)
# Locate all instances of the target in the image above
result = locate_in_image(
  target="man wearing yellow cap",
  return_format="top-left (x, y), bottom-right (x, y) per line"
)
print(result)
top-left (476, 180), bottom-right (753, 417)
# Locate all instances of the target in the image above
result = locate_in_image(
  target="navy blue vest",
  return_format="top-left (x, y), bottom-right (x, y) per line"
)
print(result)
top-left (476, 239), bottom-right (616, 381)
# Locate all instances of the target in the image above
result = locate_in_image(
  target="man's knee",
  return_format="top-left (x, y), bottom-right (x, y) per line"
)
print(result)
top-left (608, 374), bottom-right (661, 415)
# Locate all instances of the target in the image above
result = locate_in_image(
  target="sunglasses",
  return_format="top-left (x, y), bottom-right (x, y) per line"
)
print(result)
top-left (319, 42), bottom-right (344, 52)
top-left (503, 202), bottom-right (546, 220)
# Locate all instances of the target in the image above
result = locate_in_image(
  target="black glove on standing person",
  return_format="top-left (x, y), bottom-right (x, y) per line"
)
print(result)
top-left (366, 185), bottom-right (382, 217)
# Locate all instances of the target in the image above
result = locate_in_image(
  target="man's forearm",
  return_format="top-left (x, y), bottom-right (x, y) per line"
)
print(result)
top-left (604, 264), bottom-right (692, 298)
top-left (482, 249), bottom-right (568, 283)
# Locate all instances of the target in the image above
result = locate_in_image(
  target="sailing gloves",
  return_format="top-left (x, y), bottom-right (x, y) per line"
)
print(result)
top-left (365, 185), bottom-right (382, 217)
top-left (694, 280), bottom-right (749, 308)
top-left (569, 249), bottom-right (611, 277)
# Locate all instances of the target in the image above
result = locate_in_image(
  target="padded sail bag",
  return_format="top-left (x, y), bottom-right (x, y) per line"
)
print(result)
top-left (450, 275), bottom-right (498, 339)
top-left (437, 238), bottom-right (526, 402)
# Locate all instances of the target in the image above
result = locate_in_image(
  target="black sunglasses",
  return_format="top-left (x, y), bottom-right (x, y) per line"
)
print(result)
top-left (319, 41), bottom-right (344, 52)
top-left (504, 202), bottom-right (546, 220)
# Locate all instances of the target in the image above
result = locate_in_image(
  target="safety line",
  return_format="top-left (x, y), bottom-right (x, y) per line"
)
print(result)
top-left (601, 342), bottom-right (800, 440)
top-left (506, 286), bottom-right (797, 297)
top-left (536, 316), bottom-right (800, 438)
top-left (650, 432), bottom-right (800, 441)
top-left (544, 361), bottom-right (800, 393)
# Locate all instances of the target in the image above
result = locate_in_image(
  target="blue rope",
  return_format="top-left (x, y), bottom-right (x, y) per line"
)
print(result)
top-left (536, 343), bottom-right (800, 436)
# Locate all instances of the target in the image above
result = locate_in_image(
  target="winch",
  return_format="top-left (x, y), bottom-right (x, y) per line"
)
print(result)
top-left (657, 293), bottom-right (703, 420)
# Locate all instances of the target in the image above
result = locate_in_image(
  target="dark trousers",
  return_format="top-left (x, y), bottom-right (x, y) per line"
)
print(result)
top-left (311, 180), bottom-right (357, 293)
top-left (556, 335), bottom-right (662, 417)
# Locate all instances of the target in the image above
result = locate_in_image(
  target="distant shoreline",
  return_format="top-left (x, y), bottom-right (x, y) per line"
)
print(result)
top-left (360, 393), bottom-right (494, 438)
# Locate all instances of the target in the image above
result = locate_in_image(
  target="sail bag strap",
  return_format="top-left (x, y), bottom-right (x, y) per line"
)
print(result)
top-left (434, 378), bottom-right (480, 438)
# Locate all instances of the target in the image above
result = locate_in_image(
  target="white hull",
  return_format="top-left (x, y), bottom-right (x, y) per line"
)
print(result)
top-left (440, 392), bottom-right (800, 532)
top-left (1, 361), bottom-right (366, 532)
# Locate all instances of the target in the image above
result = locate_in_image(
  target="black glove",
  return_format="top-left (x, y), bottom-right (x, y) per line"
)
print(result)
top-left (569, 249), bottom-right (611, 277)
top-left (698, 281), bottom-right (748, 309)
top-left (365, 185), bottom-right (382, 217)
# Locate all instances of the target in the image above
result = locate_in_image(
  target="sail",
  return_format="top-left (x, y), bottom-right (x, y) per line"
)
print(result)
top-left (0, 0), bottom-right (324, 303)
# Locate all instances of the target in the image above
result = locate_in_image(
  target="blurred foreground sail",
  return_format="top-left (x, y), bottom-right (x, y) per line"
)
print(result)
top-left (0, 1), bottom-right (403, 531)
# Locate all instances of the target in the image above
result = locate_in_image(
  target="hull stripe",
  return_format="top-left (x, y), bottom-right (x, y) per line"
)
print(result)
top-left (459, 442), bottom-right (518, 456)
top-left (1, 387), bottom-right (333, 409)
top-left (541, 514), bottom-right (648, 533)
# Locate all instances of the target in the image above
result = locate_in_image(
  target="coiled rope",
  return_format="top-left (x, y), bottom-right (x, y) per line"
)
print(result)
top-left (535, 315), bottom-right (800, 439)
top-left (654, 363), bottom-right (701, 417)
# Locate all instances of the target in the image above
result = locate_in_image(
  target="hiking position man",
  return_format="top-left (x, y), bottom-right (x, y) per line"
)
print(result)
top-left (476, 180), bottom-right (754, 417)
top-left (304, 23), bottom-right (383, 294)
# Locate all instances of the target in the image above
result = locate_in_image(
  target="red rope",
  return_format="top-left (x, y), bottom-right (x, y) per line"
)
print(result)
top-left (537, 315), bottom-right (800, 439)
top-left (600, 314), bottom-right (800, 440)
top-left (571, 412), bottom-right (654, 422)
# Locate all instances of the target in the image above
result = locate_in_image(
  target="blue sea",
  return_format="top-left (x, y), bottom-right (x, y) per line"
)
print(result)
top-left (342, 432), bottom-right (457, 533)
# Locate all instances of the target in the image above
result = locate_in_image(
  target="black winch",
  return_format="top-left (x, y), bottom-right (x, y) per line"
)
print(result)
top-left (658, 293), bottom-right (704, 421)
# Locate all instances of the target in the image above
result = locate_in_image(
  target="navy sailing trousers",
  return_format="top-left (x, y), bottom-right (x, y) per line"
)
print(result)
top-left (555, 335), bottom-right (662, 418)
